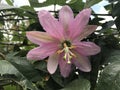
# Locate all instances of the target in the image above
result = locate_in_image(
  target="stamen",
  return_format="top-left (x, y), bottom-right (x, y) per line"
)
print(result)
top-left (57, 42), bottom-right (76, 64)
top-left (69, 46), bottom-right (76, 49)
top-left (69, 50), bottom-right (76, 58)
top-left (57, 49), bottom-right (64, 54)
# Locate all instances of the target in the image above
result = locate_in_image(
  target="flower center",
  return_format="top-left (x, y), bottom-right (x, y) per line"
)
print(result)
top-left (62, 40), bottom-right (71, 47)
top-left (57, 40), bottom-right (76, 64)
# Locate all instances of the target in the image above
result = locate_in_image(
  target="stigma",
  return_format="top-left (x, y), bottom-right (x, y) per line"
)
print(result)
top-left (57, 42), bottom-right (76, 64)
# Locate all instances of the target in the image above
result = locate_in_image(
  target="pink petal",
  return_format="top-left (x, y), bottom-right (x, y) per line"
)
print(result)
top-left (38, 10), bottom-right (64, 40)
top-left (59, 56), bottom-right (71, 78)
top-left (79, 25), bottom-right (97, 40)
top-left (26, 31), bottom-right (54, 45)
top-left (73, 42), bottom-right (101, 56)
top-left (47, 53), bottom-right (59, 74)
top-left (59, 5), bottom-right (74, 31)
top-left (27, 43), bottom-right (58, 60)
top-left (72, 52), bottom-right (91, 72)
top-left (69, 8), bottom-right (91, 39)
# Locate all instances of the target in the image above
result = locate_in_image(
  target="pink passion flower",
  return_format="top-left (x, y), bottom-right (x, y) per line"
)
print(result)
top-left (26, 5), bottom-right (101, 78)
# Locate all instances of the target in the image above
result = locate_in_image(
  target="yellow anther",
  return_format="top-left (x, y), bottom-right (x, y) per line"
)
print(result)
top-left (67, 60), bottom-right (71, 64)
top-left (69, 46), bottom-right (76, 49)
top-left (63, 53), bottom-right (67, 60)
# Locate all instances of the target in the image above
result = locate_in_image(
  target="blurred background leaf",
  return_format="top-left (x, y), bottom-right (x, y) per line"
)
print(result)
top-left (60, 77), bottom-right (90, 90)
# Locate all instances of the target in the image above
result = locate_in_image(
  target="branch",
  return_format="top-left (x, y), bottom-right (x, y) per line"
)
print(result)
top-left (0, 52), bottom-right (5, 60)
top-left (49, 10), bottom-right (112, 16)
top-left (0, 14), bottom-right (17, 17)
top-left (0, 18), bottom-right (31, 21)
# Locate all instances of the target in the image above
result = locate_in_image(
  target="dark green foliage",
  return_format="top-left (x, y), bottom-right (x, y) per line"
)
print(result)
top-left (29, 0), bottom-right (66, 7)
top-left (0, 31), bottom-right (3, 41)
top-left (84, 0), bottom-right (101, 8)
top-left (0, 53), bottom-right (43, 90)
top-left (27, 22), bottom-right (45, 32)
top-left (114, 16), bottom-right (120, 30)
top-left (67, 0), bottom-right (84, 12)
top-left (101, 20), bottom-right (114, 30)
top-left (112, 2), bottom-right (120, 17)
top-left (60, 77), bottom-right (90, 90)
top-left (5, 0), bottom-right (13, 6)
top-left (111, 1), bottom-right (120, 29)
top-left (96, 61), bottom-right (120, 90)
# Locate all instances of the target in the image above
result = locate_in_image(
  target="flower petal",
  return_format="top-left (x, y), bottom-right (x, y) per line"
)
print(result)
top-left (59, 5), bottom-right (74, 30)
top-left (38, 10), bottom-right (64, 40)
top-left (59, 56), bottom-right (71, 78)
top-left (69, 8), bottom-right (91, 39)
top-left (47, 53), bottom-right (59, 74)
top-left (79, 25), bottom-right (97, 40)
top-left (27, 43), bottom-right (58, 60)
top-left (73, 42), bottom-right (101, 56)
top-left (72, 52), bottom-right (91, 72)
top-left (26, 31), bottom-right (54, 45)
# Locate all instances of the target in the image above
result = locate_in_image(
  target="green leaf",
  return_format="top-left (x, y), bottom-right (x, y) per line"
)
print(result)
top-left (51, 70), bottom-right (64, 87)
top-left (0, 60), bottom-right (38, 90)
top-left (104, 50), bottom-right (120, 64)
top-left (20, 5), bottom-right (35, 12)
top-left (96, 61), bottom-right (120, 90)
top-left (104, 4), bottom-right (112, 11)
top-left (13, 8), bottom-right (37, 19)
top-left (28, 0), bottom-right (66, 7)
top-left (108, 0), bottom-right (119, 3)
top-left (0, 31), bottom-right (3, 41)
top-left (115, 16), bottom-right (120, 30)
top-left (5, 0), bottom-right (13, 6)
top-left (4, 85), bottom-right (19, 90)
top-left (60, 77), bottom-right (90, 90)
top-left (0, 17), bottom-right (4, 26)
top-left (67, 0), bottom-right (84, 12)
top-left (0, 52), bottom-right (42, 90)
top-left (6, 53), bottom-right (42, 82)
top-left (0, 4), bottom-right (17, 10)
top-left (89, 17), bottom-right (104, 25)
top-left (34, 60), bottom-right (47, 72)
top-left (112, 1), bottom-right (120, 17)
top-left (84, 0), bottom-right (101, 8)
top-left (90, 54), bottom-right (102, 90)
top-left (103, 35), bottom-right (119, 48)
top-left (67, 0), bottom-right (77, 4)
top-left (101, 20), bottom-right (114, 30)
